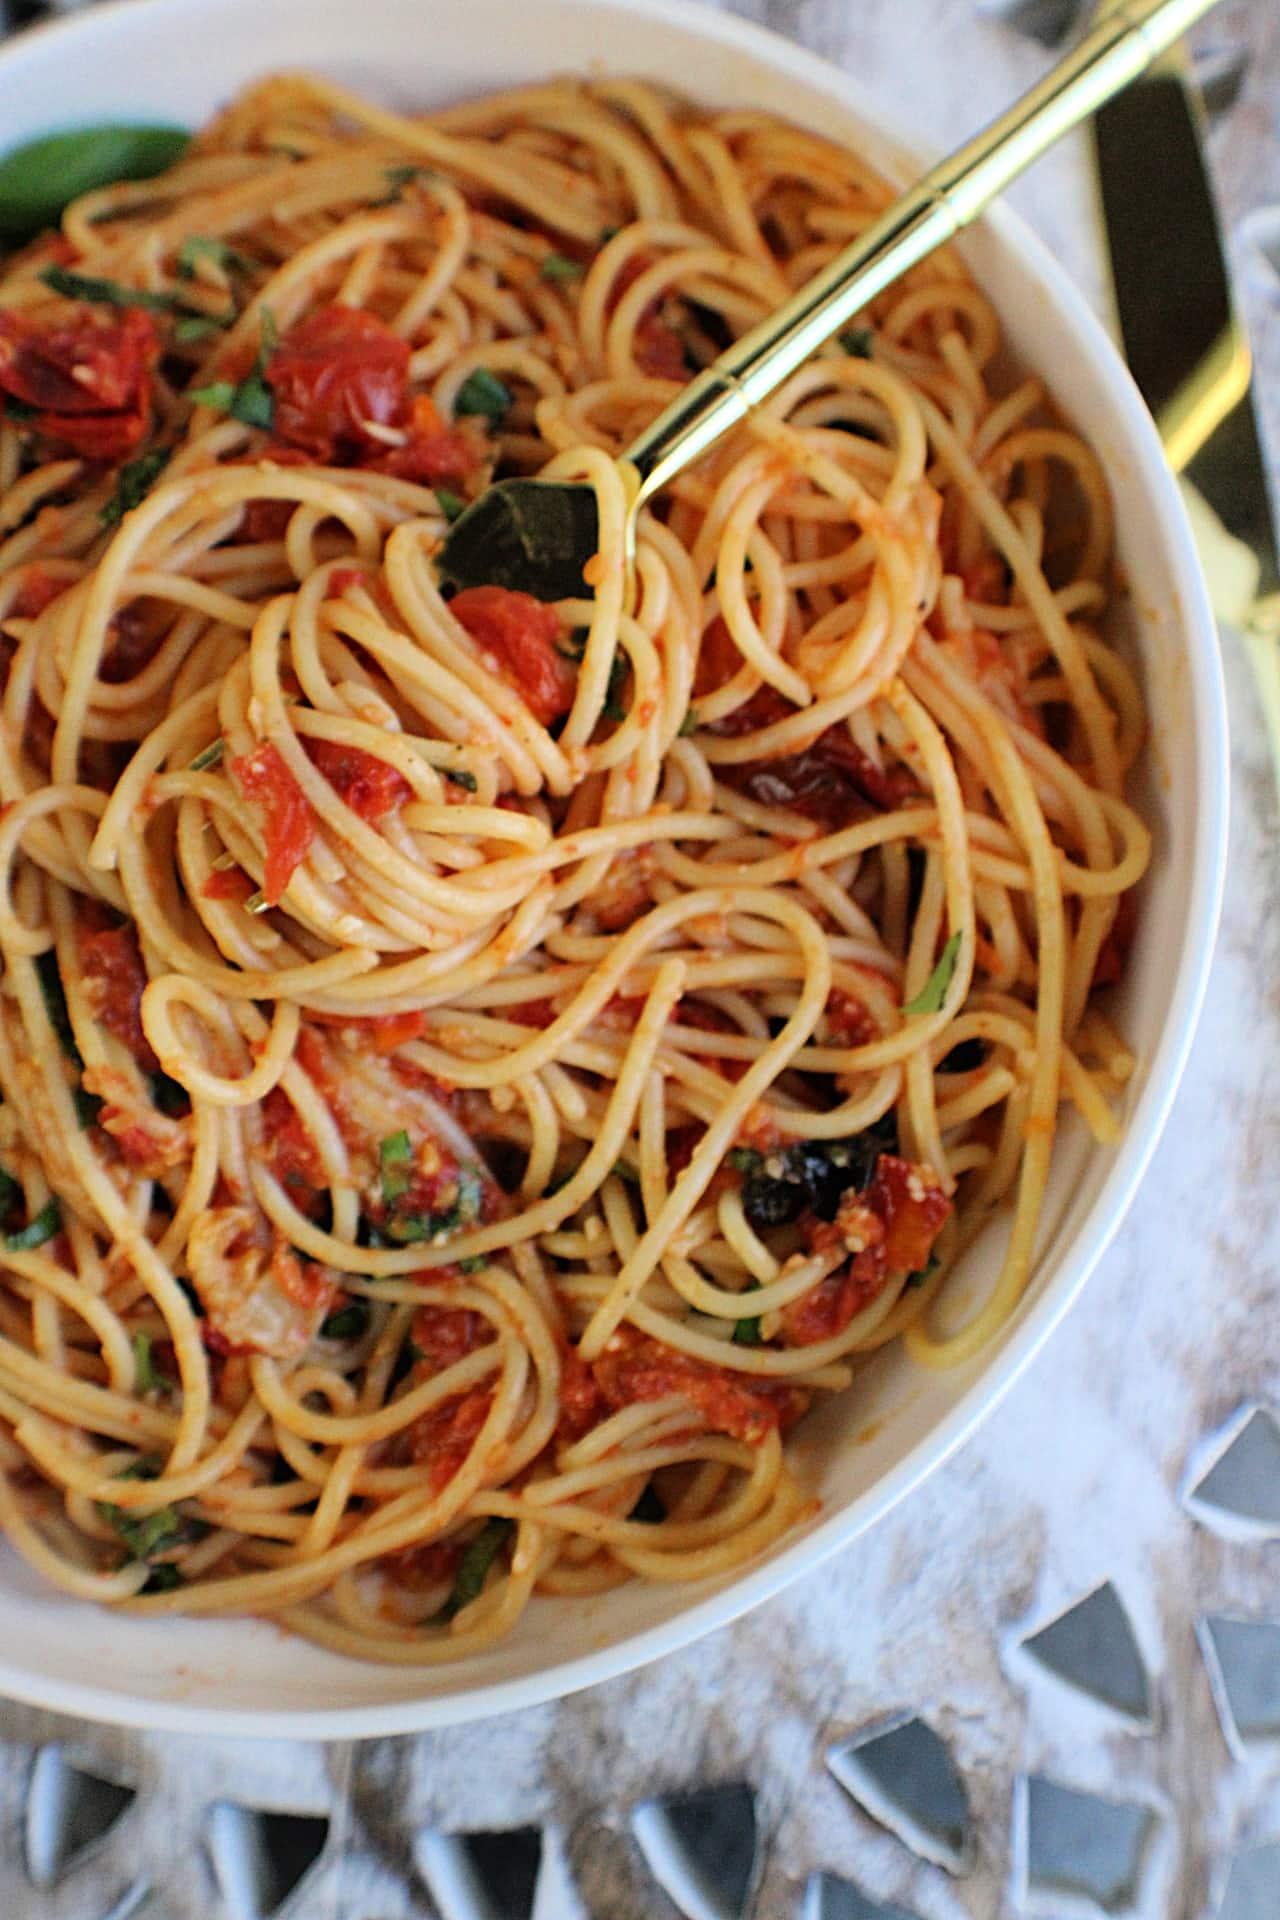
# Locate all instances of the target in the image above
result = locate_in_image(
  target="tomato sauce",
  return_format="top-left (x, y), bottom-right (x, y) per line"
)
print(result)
top-left (304, 737), bottom-right (411, 821)
top-left (76, 916), bottom-right (158, 1072)
top-left (591, 1330), bottom-right (792, 1445)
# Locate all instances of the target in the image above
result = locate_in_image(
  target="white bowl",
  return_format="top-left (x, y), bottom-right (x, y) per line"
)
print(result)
top-left (0, 0), bottom-right (1227, 1737)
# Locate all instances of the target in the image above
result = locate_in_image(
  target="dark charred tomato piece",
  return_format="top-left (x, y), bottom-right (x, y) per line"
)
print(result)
top-left (633, 310), bottom-right (688, 380)
top-left (260, 1087), bottom-right (326, 1192)
top-left (304, 737), bottom-right (411, 822)
top-left (1091, 888), bottom-right (1138, 990)
top-left (229, 743), bottom-right (315, 905)
top-left (10, 567), bottom-right (63, 620)
top-left (827, 988), bottom-right (879, 1046)
top-left (868, 1153), bottom-right (951, 1275)
top-left (450, 585), bottom-right (575, 726)
top-left (715, 686), bottom-right (920, 828)
top-left (76, 917), bottom-right (158, 1072)
top-left (266, 303), bottom-right (410, 461)
top-left (0, 306), bottom-right (159, 460)
top-left (363, 394), bottom-right (481, 487)
top-left (592, 1331), bottom-right (785, 1445)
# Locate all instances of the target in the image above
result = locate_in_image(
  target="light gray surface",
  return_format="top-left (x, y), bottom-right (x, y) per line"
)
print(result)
top-left (0, 1), bottom-right (1278, 1915)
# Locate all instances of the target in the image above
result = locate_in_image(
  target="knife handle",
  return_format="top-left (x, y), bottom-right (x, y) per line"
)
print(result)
top-left (624, 0), bottom-right (1222, 507)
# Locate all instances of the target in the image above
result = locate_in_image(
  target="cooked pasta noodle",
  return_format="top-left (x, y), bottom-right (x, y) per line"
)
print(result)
top-left (0, 73), bottom-right (1148, 1660)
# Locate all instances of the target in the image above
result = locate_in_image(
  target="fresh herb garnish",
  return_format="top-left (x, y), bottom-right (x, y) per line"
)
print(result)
top-left (96, 1456), bottom-right (204, 1563)
top-left (188, 738), bottom-right (224, 772)
top-left (434, 1517), bottom-right (513, 1622)
top-left (142, 1562), bottom-right (184, 1592)
top-left (173, 313), bottom-right (229, 344)
top-left (443, 767), bottom-right (478, 792)
top-left (727, 1147), bottom-right (762, 1175)
top-left (839, 327), bottom-right (874, 359)
top-left (382, 163), bottom-right (436, 201)
top-left (901, 932), bottom-right (963, 1016)
top-left (732, 1279), bottom-right (762, 1346)
top-left (540, 253), bottom-right (583, 283)
top-left (190, 308), bottom-right (276, 430)
top-left (455, 368), bottom-right (511, 424)
top-left (6, 1199), bottom-right (61, 1251)
top-left (434, 488), bottom-right (466, 523)
top-left (383, 1164), bottom-right (484, 1244)
top-left (100, 448), bottom-right (170, 529)
top-left (379, 1130), bottom-right (413, 1204)
top-left (458, 1255), bottom-right (488, 1274)
top-left (40, 264), bottom-right (179, 312)
top-left (0, 124), bottom-right (189, 245)
top-left (132, 1329), bottom-right (172, 1394)
top-left (678, 708), bottom-right (699, 737)
top-left (320, 1300), bottom-right (370, 1340)
top-left (36, 948), bottom-right (80, 1063)
top-left (177, 234), bottom-right (254, 279)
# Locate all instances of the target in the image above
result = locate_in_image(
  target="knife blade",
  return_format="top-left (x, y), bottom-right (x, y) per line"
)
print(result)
top-left (1091, 59), bottom-right (1280, 762)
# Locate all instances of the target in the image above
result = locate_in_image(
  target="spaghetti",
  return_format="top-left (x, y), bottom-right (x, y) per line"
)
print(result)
top-left (0, 74), bottom-right (1149, 1661)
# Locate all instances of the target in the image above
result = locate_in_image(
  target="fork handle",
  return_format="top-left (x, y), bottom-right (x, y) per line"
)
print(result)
top-left (623, 0), bottom-right (1220, 511)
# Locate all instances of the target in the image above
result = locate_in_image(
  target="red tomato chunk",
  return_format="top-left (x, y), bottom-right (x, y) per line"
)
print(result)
top-left (230, 743), bottom-right (315, 905)
top-left (304, 738), bottom-right (410, 821)
top-left (0, 306), bottom-right (159, 460)
top-left (450, 585), bottom-right (575, 726)
top-left (76, 917), bottom-right (158, 1072)
top-left (266, 304), bottom-right (410, 461)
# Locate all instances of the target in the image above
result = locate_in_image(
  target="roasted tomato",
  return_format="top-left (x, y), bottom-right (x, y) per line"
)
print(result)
top-left (266, 304), bottom-right (410, 461)
top-left (0, 306), bottom-right (159, 460)
top-left (633, 310), bottom-right (688, 380)
top-left (363, 394), bottom-right (482, 487)
top-left (304, 738), bottom-right (410, 821)
top-left (783, 1152), bottom-right (951, 1346)
top-left (449, 585), bottom-right (575, 726)
top-left (592, 1330), bottom-right (802, 1444)
top-left (229, 742), bottom-right (315, 904)
top-left (714, 687), bottom-right (920, 828)
top-left (76, 916), bottom-right (158, 1072)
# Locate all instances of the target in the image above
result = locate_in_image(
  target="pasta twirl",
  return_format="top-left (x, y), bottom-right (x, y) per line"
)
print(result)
top-left (0, 74), bottom-right (1147, 1660)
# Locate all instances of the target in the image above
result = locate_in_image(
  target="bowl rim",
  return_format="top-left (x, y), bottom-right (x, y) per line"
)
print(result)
top-left (0, 0), bottom-right (1229, 1739)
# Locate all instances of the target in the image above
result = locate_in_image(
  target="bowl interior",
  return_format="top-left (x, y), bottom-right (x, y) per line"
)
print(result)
top-left (0, 0), bottom-right (1225, 1734)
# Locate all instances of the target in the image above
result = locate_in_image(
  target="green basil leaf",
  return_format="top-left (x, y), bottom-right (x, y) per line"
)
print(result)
top-left (0, 124), bottom-right (189, 243)
top-left (540, 253), bottom-right (583, 283)
top-left (190, 372), bottom-right (274, 431)
top-left (443, 767), bottom-right (477, 792)
top-left (99, 448), bottom-right (170, 530)
top-left (380, 1130), bottom-right (412, 1204)
top-left (731, 1278), bottom-right (762, 1346)
top-left (454, 368), bottom-right (511, 424)
top-left (35, 948), bottom-right (80, 1064)
top-left (678, 708), bottom-right (699, 736)
top-left (6, 1199), bottom-right (61, 1251)
top-left (40, 264), bottom-right (179, 312)
top-left (188, 738), bottom-right (224, 772)
top-left (726, 1147), bottom-right (762, 1174)
top-left (177, 234), bottom-right (254, 280)
top-left (173, 313), bottom-right (229, 344)
top-left (901, 931), bottom-right (963, 1017)
top-left (131, 1329), bottom-right (172, 1394)
top-left (457, 1255), bottom-right (488, 1274)
top-left (320, 1300), bottom-right (370, 1340)
top-left (434, 1517), bottom-right (513, 1622)
top-left (434, 488), bottom-right (466, 523)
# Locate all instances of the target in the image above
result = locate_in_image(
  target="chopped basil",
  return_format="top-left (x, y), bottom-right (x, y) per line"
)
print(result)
top-left (434, 488), bottom-right (466, 523)
top-left (132, 1329), bottom-right (171, 1394)
top-left (455, 368), bottom-right (511, 424)
top-left (444, 767), bottom-right (478, 793)
top-left (727, 1147), bottom-right (762, 1175)
top-left (540, 253), bottom-right (583, 283)
top-left (0, 124), bottom-right (189, 244)
top-left (189, 308), bottom-right (276, 430)
top-left (379, 1129), bottom-right (413, 1204)
top-left (457, 1255), bottom-right (488, 1274)
top-left (611, 1158), bottom-right (640, 1186)
top-left (188, 738), bottom-right (224, 772)
top-left (629, 1483), bottom-right (666, 1524)
top-left (383, 163), bottom-right (436, 199)
top-left (6, 1199), bottom-right (61, 1251)
top-left (434, 1517), bottom-right (513, 1622)
top-left (74, 1086), bottom-right (103, 1129)
top-left (839, 327), bottom-right (874, 359)
top-left (320, 1300), bottom-right (370, 1340)
top-left (901, 932), bottom-right (963, 1016)
top-left (177, 234), bottom-right (254, 279)
top-left (40, 264), bottom-right (180, 312)
top-left (142, 1562), bottom-right (184, 1592)
top-left (96, 1456), bottom-right (205, 1562)
top-left (99, 448), bottom-right (171, 529)
top-left (173, 313), bottom-right (229, 344)
top-left (732, 1279), bottom-right (762, 1346)
top-left (384, 1163), bottom-right (484, 1244)
top-left (678, 708), bottom-right (699, 737)
top-left (36, 948), bottom-right (80, 1063)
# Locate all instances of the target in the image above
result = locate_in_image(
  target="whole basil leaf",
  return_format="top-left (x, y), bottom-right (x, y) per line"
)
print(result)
top-left (0, 125), bottom-right (189, 243)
